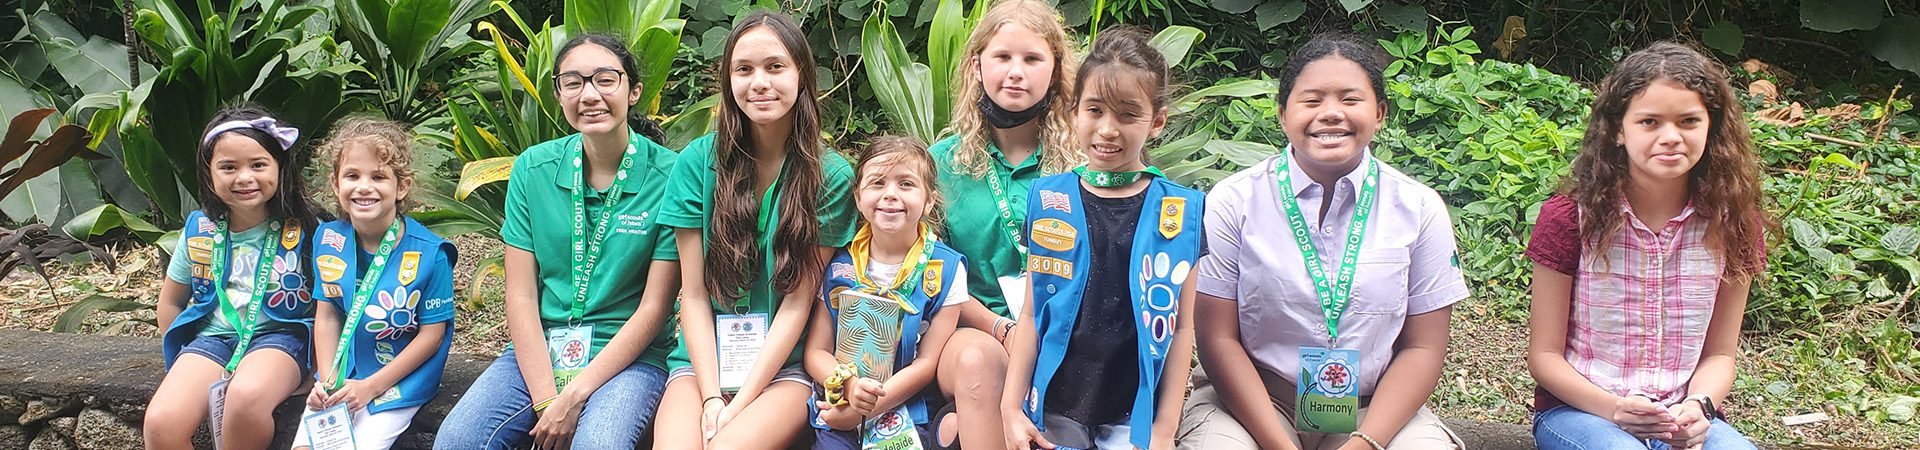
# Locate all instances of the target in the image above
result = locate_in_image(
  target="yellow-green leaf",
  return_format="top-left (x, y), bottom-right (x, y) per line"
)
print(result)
top-left (456, 156), bottom-right (515, 200)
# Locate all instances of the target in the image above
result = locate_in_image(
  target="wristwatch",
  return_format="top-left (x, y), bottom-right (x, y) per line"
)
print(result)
top-left (1685, 394), bottom-right (1724, 421)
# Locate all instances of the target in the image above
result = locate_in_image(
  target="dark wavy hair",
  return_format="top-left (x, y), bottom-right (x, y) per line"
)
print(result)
top-left (706, 11), bottom-right (826, 302)
top-left (1276, 33), bottom-right (1389, 109)
top-left (195, 103), bottom-right (322, 233)
top-left (1561, 41), bottom-right (1767, 283)
top-left (555, 33), bottom-right (668, 142)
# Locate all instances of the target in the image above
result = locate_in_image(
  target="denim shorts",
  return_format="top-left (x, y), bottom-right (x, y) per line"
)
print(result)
top-left (180, 331), bottom-right (311, 376)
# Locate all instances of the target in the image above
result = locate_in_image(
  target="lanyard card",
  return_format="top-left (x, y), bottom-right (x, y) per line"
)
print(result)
top-left (997, 273), bottom-right (1029, 319)
top-left (547, 324), bottom-right (593, 389)
top-left (207, 378), bottom-right (228, 450)
top-left (301, 404), bottom-right (357, 450)
top-left (860, 405), bottom-right (924, 450)
top-left (1296, 346), bottom-right (1361, 434)
top-left (715, 313), bottom-right (768, 392)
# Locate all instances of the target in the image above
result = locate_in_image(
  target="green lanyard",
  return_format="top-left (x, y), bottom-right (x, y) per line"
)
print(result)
top-left (211, 220), bottom-right (283, 373)
top-left (1074, 165), bottom-right (1165, 188)
top-left (984, 158), bottom-right (1028, 259)
top-left (1274, 152), bottom-right (1379, 346)
top-left (569, 141), bottom-right (638, 323)
top-left (849, 225), bottom-right (936, 313)
top-left (326, 219), bottom-right (401, 390)
top-left (736, 165), bottom-right (787, 313)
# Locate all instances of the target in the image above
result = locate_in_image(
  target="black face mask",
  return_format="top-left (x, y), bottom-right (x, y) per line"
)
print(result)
top-left (977, 89), bottom-right (1053, 129)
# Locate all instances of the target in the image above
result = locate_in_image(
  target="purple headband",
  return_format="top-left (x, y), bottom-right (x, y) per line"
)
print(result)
top-left (203, 118), bottom-right (300, 150)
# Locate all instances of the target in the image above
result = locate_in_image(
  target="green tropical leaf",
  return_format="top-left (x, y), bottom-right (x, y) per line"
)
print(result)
top-left (1881, 225), bottom-right (1919, 256)
top-left (385, 0), bottom-right (454, 68)
top-left (53, 295), bottom-right (151, 333)
top-left (862, 6), bottom-right (938, 143)
top-left (1170, 78), bottom-right (1274, 116)
top-left (1338, 0), bottom-right (1374, 14)
top-left (456, 157), bottom-right (516, 200)
top-left (1867, 16), bottom-right (1920, 75)
top-left (1798, 0), bottom-right (1885, 32)
top-left (62, 204), bottom-right (164, 242)
top-left (1701, 22), bottom-right (1744, 55)
top-left (1147, 26), bottom-right (1204, 69)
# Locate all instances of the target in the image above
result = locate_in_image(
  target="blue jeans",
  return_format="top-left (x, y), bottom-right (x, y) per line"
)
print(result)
top-left (180, 331), bottom-right (312, 376)
top-left (1534, 405), bottom-right (1759, 450)
top-left (433, 348), bottom-right (668, 450)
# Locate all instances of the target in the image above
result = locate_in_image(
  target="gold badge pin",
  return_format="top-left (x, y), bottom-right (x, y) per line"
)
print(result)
top-left (1158, 197), bottom-right (1186, 239)
top-left (923, 260), bottom-right (945, 297)
top-left (398, 251), bottom-right (421, 285)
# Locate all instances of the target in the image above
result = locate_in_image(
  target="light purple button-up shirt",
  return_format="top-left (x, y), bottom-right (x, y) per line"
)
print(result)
top-left (1196, 152), bottom-right (1469, 395)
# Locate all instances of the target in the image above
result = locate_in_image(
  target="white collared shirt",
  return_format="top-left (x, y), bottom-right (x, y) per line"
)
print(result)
top-left (1196, 151), bottom-right (1469, 395)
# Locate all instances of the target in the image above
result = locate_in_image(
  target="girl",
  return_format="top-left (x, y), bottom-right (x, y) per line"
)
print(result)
top-left (1176, 34), bottom-right (1469, 450)
top-left (652, 11), bottom-right (858, 450)
top-left (144, 105), bottom-right (324, 450)
top-left (435, 34), bottom-right (684, 450)
top-left (1003, 28), bottom-right (1200, 450)
top-left (297, 118), bottom-right (456, 450)
top-left (928, 1), bottom-right (1081, 446)
top-left (1525, 42), bottom-right (1766, 450)
top-left (805, 136), bottom-right (967, 449)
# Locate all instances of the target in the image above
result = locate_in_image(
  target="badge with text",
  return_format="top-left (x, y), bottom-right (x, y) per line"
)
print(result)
top-left (860, 405), bottom-right (924, 450)
top-left (716, 313), bottom-right (768, 391)
top-left (207, 378), bottom-right (228, 450)
top-left (1296, 346), bottom-right (1361, 433)
top-left (547, 324), bottom-right (593, 389)
top-left (301, 403), bottom-right (356, 450)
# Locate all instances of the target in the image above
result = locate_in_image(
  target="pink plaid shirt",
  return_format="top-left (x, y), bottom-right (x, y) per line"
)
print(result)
top-left (1527, 195), bottom-right (1727, 409)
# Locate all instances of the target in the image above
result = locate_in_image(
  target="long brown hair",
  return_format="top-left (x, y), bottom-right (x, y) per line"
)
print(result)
top-left (946, 0), bottom-right (1081, 177)
top-left (1563, 41), bottom-right (1767, 283)
top-left (707, 11), bottom-right (826, 302)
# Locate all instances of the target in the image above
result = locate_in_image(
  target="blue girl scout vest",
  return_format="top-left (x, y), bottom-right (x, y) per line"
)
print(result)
top-left (810, 241), bottom-right (966, 429)
top-left (311, 216), bottom-right (459, 413)
top-left (162, 210), bottom-right (314, 368)
top-left (1021, 174), bottom-right (1204, 449)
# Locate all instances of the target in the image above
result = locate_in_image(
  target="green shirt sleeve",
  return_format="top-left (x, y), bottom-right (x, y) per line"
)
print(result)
top-left (815, 151), bottom-right (858, 247)
top-left (657, 134), bottom-right (715, 230)
top-left (498, 150), bottom-right (540, 251)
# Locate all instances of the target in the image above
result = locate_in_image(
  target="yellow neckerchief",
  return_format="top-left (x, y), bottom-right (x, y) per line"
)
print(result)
top-left (846, 222), bottom-right (934, 314)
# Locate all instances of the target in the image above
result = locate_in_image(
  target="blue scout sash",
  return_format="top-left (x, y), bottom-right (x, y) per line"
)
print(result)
top-left (311, 216), bottom-right (459, 413)
top-left (1020, 174), bottom-right (1204, 450)
top-left (163, 210), bottom-right (313, 368)
top-left (812, 241), bottom-right (965, 428)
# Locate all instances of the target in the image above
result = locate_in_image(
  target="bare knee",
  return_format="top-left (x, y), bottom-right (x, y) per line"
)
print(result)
top-left (220, 382), bottom-right (290, 417)
top-left (952, 339), bottom-right (1008, 402)
top-left (142, 403), bottom-right (197, 443)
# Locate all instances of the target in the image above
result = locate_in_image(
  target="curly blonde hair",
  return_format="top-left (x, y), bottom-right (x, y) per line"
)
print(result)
top-left (945, 0), bottom-right (1082, 178)
top-left (317, 117), bottom-right (417, 214)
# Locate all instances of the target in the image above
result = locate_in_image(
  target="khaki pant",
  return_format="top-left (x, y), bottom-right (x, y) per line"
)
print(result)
top-left (1176, 366), bottom-right (1463, 450)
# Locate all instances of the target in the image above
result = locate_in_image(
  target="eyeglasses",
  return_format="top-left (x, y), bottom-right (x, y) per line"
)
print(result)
top-left (553, 68), bottom-right (626, 98)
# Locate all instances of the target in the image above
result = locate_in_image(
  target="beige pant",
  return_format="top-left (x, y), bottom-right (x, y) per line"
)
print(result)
top-left (1176, 366), bottom-right (1463, 450)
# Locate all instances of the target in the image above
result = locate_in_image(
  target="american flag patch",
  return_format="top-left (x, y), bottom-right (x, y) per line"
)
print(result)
top-left (1040, 190), bottom-right (1072, 213)
top-left (197, 218), bottom-right (216, 233)
top-left (320, 229), bottom-right (347, 251)
top-left (830, 262), bottom-right (857, 280)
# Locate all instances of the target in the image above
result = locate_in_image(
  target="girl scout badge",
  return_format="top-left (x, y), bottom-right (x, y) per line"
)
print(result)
top-left (1276, 152), bottom-right (1380, 434)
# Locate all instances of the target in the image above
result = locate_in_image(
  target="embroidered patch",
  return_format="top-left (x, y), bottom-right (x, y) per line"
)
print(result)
top-left (398, 251), bottom-right (421, 285)
top-left (186, 236), bottom-right (215, 265)
top-left (923, 260), bottom-right (945, 297)
top-left (1158, 197), bottom-right (1186, 239)
top-left (1030, 219), bottom-right (1078, 252)
top-left (280, 225), bottom-right (302, 250)
top-left (322, 283), bottom-right (343, 298)
top-left (1027, 255), bottom-right (1073, 279)
top-left (196, 217), bottom-right (216, 233)
top-left (316, 255), bottom-right (348, 282)
top-left (320, 229), bottom-right (347, 252)
top-left (1039, 190), bottom-right (1072, 213)
top-left (830, 261), bottom-right (857, 281)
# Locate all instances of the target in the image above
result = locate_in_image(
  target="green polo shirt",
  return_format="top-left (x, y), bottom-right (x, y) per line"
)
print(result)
top-left (499, 132), bottom-right (680, 370)
top-left (931, 135), bottom-right (1045, 317)
top-left (658, 133), bottom-right (858, 370)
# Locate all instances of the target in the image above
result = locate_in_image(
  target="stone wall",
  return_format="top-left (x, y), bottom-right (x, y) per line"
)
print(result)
top-left (0, 329), bottom-right (1557, 450)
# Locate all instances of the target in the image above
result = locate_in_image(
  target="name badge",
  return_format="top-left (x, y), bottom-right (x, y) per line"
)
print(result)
top-left (301, 404), bottom-right (357, 450)
top-left (861, 405), bottom-right (924, 450)
top-left (716, 313), bottom-right (768, 392)
top-left (547, 325), bottom-right (593, 389)
top-left (996, 273), bottom-right (1030, 317)
top-left (208, 378), bottom-right (228, 450)
top-left (1296, 346), bottom-right (1361, 433)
